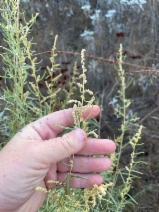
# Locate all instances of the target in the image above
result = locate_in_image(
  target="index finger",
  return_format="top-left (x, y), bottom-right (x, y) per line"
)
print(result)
top-left (24, 105), bottom-right (100, 140)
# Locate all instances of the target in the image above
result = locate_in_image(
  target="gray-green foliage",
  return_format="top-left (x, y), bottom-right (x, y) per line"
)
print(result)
top-left (0, 0), bottom-right (38, 138)
top-left (0, 1), bottom-right (143, 211)
top-left (0, 0), bottom-right (62, 141)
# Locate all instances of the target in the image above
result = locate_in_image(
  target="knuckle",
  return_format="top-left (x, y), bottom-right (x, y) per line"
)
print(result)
top-left (60, 133), bottom-right (75, 152)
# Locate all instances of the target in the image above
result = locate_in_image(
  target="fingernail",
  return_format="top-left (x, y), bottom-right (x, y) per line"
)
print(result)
top-left (73, 128), bottom-right (86, 142)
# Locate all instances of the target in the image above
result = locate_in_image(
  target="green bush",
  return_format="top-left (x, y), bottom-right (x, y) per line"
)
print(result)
top-left (0, 1), bottom-right (143, 211)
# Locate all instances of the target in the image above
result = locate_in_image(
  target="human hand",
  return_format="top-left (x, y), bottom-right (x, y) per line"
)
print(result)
top-left (0, 106), bottom-right (116, 212)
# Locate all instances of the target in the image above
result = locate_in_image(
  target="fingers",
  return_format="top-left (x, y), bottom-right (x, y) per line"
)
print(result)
top-left (33, 129), bottom-right (87, 166)
top-left (77, 138), bottom-right (116, 155)
top-left (45, 154), bottom-right (112, 189)
top-left (57, 156), bottom-right (112, 173)
top-left (20, 105), bottom-right (100, 140)
top-left (47, 173), bottom-right (103, 189)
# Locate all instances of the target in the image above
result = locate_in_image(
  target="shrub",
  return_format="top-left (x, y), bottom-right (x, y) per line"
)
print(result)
top-left (0, 1), bottom-right (143, 211)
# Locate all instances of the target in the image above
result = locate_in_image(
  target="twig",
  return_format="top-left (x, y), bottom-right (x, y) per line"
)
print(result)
top-left (138, 106), bottom-right (159, 123)
top-left (33, 50), bottom-right (159, 74)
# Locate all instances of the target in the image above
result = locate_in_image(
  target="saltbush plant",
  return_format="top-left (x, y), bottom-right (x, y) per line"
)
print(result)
top-left (0, 0), bottom-right (143, 211)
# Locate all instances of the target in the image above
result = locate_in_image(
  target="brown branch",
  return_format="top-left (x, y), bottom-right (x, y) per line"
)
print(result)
top-left (138, 106), bottom-right (159, 124)
top-left (33, 49), bottom-right (159, 74)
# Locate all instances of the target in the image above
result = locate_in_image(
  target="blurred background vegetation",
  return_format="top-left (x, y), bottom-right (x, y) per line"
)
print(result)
top-left (0, 0), bottom-right (159, 211)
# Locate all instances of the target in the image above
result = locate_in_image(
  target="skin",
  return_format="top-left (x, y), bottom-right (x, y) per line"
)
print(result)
top-left (0, 105), bottom-right (116, 212)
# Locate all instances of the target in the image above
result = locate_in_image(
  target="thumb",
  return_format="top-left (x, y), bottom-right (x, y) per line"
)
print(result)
top-left (36, 128), bottom-right (87, 165)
